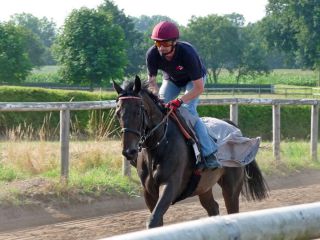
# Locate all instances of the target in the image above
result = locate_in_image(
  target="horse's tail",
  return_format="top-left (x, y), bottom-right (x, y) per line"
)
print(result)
top-left (242, 160), bottom-right (269, 201)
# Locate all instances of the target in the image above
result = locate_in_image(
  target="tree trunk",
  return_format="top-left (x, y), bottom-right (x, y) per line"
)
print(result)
top-left (90, 80), bottom-right (94, 92)
top-left (213, 70), bottom-right (218, 84)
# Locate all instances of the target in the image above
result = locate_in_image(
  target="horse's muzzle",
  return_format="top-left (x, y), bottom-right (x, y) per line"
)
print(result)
top-left (122, 148), bottom-right (138, 160)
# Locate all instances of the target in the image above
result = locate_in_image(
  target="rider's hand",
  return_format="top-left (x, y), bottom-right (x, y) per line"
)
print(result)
top-left (165, 98), bottom-right (183, 111)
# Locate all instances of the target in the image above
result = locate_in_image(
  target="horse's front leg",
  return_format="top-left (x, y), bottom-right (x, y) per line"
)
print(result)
top-left (148, 181), bottom-right (176, 228)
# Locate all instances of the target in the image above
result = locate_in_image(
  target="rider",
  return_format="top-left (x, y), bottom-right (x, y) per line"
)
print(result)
top-left (146, 21), bottom-right (221, 170)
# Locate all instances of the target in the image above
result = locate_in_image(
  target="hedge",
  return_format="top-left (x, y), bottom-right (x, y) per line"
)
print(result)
top-left (0, 86), bottom-right (117, 139)
top-left (198, 104), bottom-right (314, 141)
top-left (0, 86), bottom-right (317, 140)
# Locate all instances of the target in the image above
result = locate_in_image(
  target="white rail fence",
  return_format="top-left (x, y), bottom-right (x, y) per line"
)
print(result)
top-left (0, 98), bottom-right (319, 180)
top-left (103, 202), bottom-right (320, 240)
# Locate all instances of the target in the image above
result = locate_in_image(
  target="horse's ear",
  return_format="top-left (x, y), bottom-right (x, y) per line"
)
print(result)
top-left (112, 80), bottom-right (124, 95)
top-left (133, 75), bottom-right (141, 94)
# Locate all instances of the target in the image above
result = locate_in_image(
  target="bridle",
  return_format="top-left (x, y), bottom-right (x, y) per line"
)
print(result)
top-left (118, 95), bottom-right (170, 151)
top-left (118, 96), bottom-right (144, 138)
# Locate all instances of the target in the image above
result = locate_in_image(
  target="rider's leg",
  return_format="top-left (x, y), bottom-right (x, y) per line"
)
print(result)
top-left (185, 80), bottom-right (220, 169)
top-left (159, 79), bottom-right (181, 103)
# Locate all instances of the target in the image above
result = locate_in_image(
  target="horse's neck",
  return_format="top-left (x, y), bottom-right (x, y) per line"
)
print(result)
top-left (142, 94), bottom-right (164, 126)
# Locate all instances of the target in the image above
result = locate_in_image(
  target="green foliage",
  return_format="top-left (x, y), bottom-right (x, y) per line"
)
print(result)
top-left (0, 22), bottom-right (33, 83)
top-left (0, 163), bottom-right (21, 182)
top-left (53, 7), bottom-right (127, 89)
top-left (98, 0), bottom-right (145, 76)
top-left (69, 167), bottom-right (139, 196)
top-left (232, 24), bottom-right (270, 82)
top-left (211, 69), bottom-right (317, 86)
top-left (184, 15), bottom-right (240, 83)
top-left (0, 86), bottom-right (117, 138)
top-left (198, 104), bottom-right (314, 140)
top-left (265, 0), bottom-right (320, 70)
top-left (9, 13), bottom-right (57, 66)
top-left (26, 72), bottom-right (62, 83)
top-left (132, 15), bottom-right (177, 34)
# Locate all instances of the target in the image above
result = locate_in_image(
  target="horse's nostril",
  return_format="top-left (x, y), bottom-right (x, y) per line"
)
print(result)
top-left (122, 149), bottom-right (138, 159)
top-left (129, 149), bottom-right (138, 155)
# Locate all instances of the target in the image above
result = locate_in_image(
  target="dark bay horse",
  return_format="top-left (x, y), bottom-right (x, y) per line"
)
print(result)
top-left (113, 76), bottom-right (268, 228)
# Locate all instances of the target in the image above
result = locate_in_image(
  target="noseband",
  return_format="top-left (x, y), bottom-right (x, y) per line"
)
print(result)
top-left (118, 95), bottom-right (169, 151)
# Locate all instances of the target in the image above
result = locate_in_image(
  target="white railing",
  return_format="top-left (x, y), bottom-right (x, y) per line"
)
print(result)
top-left (102, 202), bottom-right (320, 240)
top-left (0, 98), bottom-right (319, 179)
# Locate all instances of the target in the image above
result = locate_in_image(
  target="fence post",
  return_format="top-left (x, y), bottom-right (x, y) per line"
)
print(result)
top-left (122, 157), bottom-right (131, 177)
top-left (60, 109), bottom-right (70, 183)
top-left (311, 104), bottom-right (319, 161)
top-left (230, 103), bottom-right (238, 125)
top-left (273, 104), bottom-right (281, 161)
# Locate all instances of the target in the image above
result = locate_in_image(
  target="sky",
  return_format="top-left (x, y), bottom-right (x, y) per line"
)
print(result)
top-left (0, 0), bottom-right (268, 27)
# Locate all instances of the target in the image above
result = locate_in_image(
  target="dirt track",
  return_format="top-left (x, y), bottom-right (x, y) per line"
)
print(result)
top-left (0, 169), bottom-right (320, 240)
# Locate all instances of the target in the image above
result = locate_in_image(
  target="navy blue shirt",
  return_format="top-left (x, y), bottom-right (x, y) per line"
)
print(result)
top-left (146, 41), bottom-right (206, 87)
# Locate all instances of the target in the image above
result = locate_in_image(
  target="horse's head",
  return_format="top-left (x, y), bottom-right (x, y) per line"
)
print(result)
top-left (113, 76), bottom-right (167, 161)
top-left (113, 76), bottom-right (144, 160)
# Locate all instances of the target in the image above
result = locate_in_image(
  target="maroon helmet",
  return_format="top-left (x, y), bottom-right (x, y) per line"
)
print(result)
top-left (151, 21), bottom-right (179, 41)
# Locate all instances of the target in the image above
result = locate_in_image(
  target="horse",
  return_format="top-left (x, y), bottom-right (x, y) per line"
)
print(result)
top-left (113, 76), bottom-right (269, 228)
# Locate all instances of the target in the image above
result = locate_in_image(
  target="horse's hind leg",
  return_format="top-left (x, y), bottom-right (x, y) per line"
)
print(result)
top-left (219, 168), bottom-right (243, 214)
top-left (198, 190), bottom-right (219, 216)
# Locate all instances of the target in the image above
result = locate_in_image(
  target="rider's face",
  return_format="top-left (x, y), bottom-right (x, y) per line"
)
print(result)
top-left (154, 41), bottom-right (175, 56)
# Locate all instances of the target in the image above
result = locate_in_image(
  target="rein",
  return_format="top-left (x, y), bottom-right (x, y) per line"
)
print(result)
top-left (118, 95), bottom-right (171, 151)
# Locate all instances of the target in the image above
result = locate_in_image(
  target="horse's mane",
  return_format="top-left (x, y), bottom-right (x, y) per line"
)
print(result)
top-left (121, 79), bottom-right (165, 111)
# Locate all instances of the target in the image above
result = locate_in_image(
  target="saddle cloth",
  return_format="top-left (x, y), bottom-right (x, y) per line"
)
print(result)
top-left (179, 107), bottom-right (260, 167)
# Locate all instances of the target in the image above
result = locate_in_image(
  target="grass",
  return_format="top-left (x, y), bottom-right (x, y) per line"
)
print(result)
top-left (28, 67), bottom-right (319, 87)
top-left (256, 141), bottom-right (320, 175)
top-left (0, 140), bottom-right (141, 205)
top-left (209, 69), bottom-right (318, 86)
top-left (1, 139), bottom-right (320, 205)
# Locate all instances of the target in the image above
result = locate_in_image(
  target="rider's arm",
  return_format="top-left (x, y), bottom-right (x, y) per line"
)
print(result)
top-left (180, 78), bottom-right (204, 103)
top-left (148, 75), bottom-right (159, 94)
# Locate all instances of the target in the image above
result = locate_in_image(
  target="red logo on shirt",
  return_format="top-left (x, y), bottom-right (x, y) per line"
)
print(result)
top-left (176, 65), bottom-right (184, 71)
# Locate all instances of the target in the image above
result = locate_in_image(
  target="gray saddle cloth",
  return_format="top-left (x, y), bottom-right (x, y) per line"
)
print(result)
top-left (179, 107), bottom-right (260, 167)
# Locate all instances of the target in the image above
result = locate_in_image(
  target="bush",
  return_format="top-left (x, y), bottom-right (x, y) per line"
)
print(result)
top-left (0, 86), bottom-right (316, 141)
top-left (198, 105), bottom-right (314, 140)
top-left (0, 86), bottom-right (117, 139)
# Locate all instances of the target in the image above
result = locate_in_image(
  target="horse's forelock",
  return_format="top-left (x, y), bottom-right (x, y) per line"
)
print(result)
top-left (120, 79), bottom-right (164, 110)
top-left (121, 79), bottom-right (152, 96)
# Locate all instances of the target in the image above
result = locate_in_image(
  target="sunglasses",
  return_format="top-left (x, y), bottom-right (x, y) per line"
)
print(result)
top-left (154, 41), bottom-right (173, 47)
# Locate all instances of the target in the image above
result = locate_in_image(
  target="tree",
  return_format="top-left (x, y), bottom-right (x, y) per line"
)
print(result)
top-left (132, 15), bottom-right (177, 33)
top-left (231, 23), bottom-right (269, 83)
top-left (264, 0), bottom-right (320, 83)
top-left (10, 13), bottom-right (57, 65)
top-left (0, 22), bottom-right (33, 83)
top-left (53, 7), bottom-right (127, 90)
top-left (183, 15), bottom-right (240, 83)
top-left (98, 0), bottom-right (145, 76)
top-left (225, 13), bottom-right (246, 27)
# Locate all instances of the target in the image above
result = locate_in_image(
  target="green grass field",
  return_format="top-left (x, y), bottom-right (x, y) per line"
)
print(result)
top-left (210, 69), bottom-right (318, 86)
top-left (28, 66), bottom-right (319, 87)
top-left (0, 139), bottom-right (320, 205)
